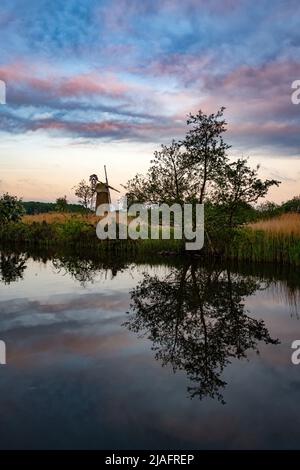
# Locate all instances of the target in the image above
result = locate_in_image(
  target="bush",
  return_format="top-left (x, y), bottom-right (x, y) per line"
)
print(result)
top-left (0, 193), bottom-right (25, 224)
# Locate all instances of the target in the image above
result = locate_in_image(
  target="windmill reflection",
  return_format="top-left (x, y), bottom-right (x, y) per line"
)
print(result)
top-left (125, 261), bottom-right (279, 403)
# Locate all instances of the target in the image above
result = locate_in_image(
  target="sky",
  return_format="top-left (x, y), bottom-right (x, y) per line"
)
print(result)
top-left (0, 0), bottom-right (299, 203)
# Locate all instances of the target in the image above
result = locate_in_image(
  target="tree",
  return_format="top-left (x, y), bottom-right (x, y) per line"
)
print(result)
top-left (0, 193), bottom-right (25, 224)
top-left (124, 108), bottom-right (231, 206)
top-left (256, 201), bottom-right (281, 219)
top-left (124, 140), bottom-right (198, 205)
top-left (148, 140), bottom-right (198, 204)
top-left (22, 201), bottom-right (87, 214)
top-left (74, 179), bottom-right (94, 210)
top-left (183, 107), bottom-right (230, 203)
top-left (55, 195), bottom-right (68, 213)
top-left (123, 173), bottom-right (149, 205)
top-left (123, 107), bottom-right (282, 250)
top-left (212, 158), bottom-right (280, 228)
top-left (281, 195), bottom-right (300, 214)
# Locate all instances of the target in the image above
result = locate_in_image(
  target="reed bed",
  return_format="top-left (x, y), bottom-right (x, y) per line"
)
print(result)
top-left (249, 213), bottom-right (300, 236)
top-left (222, 213), bottom-right (300, 265)
top-left (22, 212), bottom-right (100, 225)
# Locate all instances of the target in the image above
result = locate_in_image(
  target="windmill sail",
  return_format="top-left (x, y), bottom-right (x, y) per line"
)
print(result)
top-left (104, 165), bottom-right (111, 204)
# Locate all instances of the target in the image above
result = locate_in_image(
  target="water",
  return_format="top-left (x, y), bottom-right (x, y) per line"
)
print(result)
top-left (0, 250), bottom-right (300, 449)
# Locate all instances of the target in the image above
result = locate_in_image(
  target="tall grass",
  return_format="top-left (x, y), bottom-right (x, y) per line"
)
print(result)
top-left (222, 213), bottom-right (300, 265)
top-left (249, 213), bottom-right (300, 236)
top-left (22, 212), bottom-right (100, 225)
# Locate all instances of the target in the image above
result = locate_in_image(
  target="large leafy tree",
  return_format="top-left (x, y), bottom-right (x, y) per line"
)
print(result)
top-left (148, 140), bottom-right (198, 204)
top-left (125, 140), bottom-right (198, 205)
top-left (123, 108), bottom-right (281, 245)
top-left (125, 108), bottom-right (231, 206)
top-left (0, 193), bottom-right (25, 224)
top-left (183, 107), bottom-right (230, 203)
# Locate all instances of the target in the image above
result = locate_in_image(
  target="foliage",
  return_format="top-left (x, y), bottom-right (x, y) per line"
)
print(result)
top-left (55, 195), bottom-right (68, 212)
top-left (22, 201), bottom-right (89, 214)
top-left (256, 201), bottom-right (281, 219)
top-left (74, 179), bottom-right (95, 210)
top-left (281, 195), bottom-right (300, 214)
top-left (125, 140), bottom-right (198, 205)
top-left (0, 192), bottom-right (25, 224)
top-left (183, 107), bottom-right (230, 203)
top-left (211, 158), bottom-right (280, 228)
top-left (124, 108), bottom-right (279, 242)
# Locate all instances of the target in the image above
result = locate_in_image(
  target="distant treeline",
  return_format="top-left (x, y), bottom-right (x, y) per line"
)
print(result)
top-left (22, 201), bottom-right (91, 215)
top-left (257, 195), bottom-right (300, 219)
top-left (21, 195), bottom-right (300, 217)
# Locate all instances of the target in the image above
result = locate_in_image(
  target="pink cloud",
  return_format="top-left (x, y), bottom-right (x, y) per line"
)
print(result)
top-left (59, 73), bottom-right (129, 98)
top-left (221, 61), bottom-right (300, 94)
top-left (140, 52), bottom-right (214, 84)
top-left (26, 115), bottom-right (183, 141)
top-left (229, 121), bottom-right (300, 138)
top-left (0, 62), bottom-right (130, 100)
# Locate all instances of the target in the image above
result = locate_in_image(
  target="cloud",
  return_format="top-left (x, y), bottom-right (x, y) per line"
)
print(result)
top-left (0, 0), bottom-right (300, 155)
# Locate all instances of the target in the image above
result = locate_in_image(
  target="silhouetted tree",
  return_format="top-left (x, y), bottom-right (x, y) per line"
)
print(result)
top-left (74, 179), bottom-right (94, 210)
top-left (212, 158), bottom-right (280, 228)
top-left (125, 141), bottom-right (198, 205)
top-left (183, 107), bottom-right (230, 204)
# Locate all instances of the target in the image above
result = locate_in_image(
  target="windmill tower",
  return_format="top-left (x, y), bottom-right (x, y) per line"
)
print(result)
top-left (94, 166), bottom-right (120, 211)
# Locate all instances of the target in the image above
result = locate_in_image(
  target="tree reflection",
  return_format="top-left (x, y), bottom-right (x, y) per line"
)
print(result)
top-left (52, 255), bottom-right (129, 286)
top-left (124, 261), bottom-right (279, 403)
top-left (0, 252), bottom-right (28, 284)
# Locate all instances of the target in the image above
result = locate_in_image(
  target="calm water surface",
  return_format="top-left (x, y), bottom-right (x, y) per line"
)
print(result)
top-left (0, 251), bottom-right (300, 449)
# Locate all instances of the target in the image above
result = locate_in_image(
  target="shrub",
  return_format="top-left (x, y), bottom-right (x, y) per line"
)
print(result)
top-left (0, 193), bottom-right (25, 224)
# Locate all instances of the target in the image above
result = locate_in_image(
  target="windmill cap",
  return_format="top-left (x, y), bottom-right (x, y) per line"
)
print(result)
top-left (95, 181), bottom-right (109, 192)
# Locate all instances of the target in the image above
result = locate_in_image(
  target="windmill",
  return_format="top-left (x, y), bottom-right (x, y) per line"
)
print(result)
top-left (93, 166), bottom-right (120, 211)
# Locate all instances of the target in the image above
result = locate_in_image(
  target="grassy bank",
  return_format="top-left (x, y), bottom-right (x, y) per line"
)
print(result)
top-left (1, 212), bottom-right (300, 264)
top-left (224, 228), bottom-right (300, 265)
top-left (0, 213), bottom-right (184, 254)
top-left (224, 213), bottom-right (300, 265)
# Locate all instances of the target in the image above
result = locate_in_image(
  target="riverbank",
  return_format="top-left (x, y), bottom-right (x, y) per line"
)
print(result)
top-left (0, 212), bottom-right (299, 265)
top-left (0, 215), bottom-right (184, 254)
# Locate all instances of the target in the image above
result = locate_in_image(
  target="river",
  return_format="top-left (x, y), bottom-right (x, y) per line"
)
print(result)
top-left (0, 249), bottom-right (299, 449)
